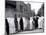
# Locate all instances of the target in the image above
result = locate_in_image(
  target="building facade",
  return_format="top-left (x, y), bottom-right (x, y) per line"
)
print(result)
top-left (5, 1), bottom-right (35, 18)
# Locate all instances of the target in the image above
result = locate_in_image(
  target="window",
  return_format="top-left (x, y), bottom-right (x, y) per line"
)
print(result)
top-left (20, 5), bottom-right (23, 12)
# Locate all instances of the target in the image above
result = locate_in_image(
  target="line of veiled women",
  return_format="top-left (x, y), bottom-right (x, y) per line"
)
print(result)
top-left (5, 16), bottom-right (44, 34)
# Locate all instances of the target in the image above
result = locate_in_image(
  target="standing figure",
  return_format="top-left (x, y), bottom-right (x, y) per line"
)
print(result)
top-left (33, 17), bottom-right (35, 29)
top-left (20, 17), bottom-right (23, 31)
top-left (14, 15), bottom-right (18, 32)
top-left (30, 17), bottom-right (33, 30)
top-left (38, 16), bottom-right (44, 29)
top-left (5, 19), bottom-right (9, 35)
top-left (25, 17), bottom-right (30, 30)
top-left (35, 16), bottom-right (39, 29)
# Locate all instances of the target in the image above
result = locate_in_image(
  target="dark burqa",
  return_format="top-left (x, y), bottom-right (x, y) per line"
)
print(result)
top-left (20, 17), bottom-right (23, 31)
top-left (5, 19), bottom-right (9, 35)
top-left (35, 17), bottom-right (39, 29)
top-left (14, 15), bottom-right (18, 31)
top-left (33, 17), bottom-right (35, 29)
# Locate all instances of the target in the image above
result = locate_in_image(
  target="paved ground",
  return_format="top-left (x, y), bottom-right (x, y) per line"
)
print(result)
top-left (9, 29), bottom-right (44, 35)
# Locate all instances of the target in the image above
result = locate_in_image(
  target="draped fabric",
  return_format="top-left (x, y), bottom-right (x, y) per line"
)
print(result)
top-left (5, 19), bottom-right (9, 34)
top-left (22, 17), bottom-right (28, 30)
top-left (38, 17), bottom-right (44, 29)
top-left (20, 17), bottom-right (24, 31)
top-left (5, 17), bottom-right (44, 33)
top-left (30, 17), bottom-right (33, 29)
top-left (7, 18), bottom-right (15, 33)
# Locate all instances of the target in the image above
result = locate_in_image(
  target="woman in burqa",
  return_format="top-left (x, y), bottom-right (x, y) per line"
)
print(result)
top-left (33, 16), bottom-right (39, 29)
top-left (35, 16), bottom-right (39, 29)
top-left (14, 15), bottom-right (18, 32)
top-left (20, 17), bottom-right (23, 31)
top-left (5, 19), bottom-right (9, 35)
top-left (33, 17), bottom-right (35, 29)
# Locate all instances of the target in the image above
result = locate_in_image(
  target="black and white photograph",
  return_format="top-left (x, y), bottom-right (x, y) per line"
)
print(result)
top-left (5, 0), bottom-right (44, 35)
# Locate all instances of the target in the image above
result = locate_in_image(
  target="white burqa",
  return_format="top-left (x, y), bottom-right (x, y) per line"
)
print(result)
top-left (22, 17), bottom-right (28, 30)
top-left (17, 17), bottom-right (20, 31)
top-left (38, 16), bottom-right (44, 29)
top-left (30, 17), bottom-right (33, 29)
top-left (7, 18), bottom-right (15, 33)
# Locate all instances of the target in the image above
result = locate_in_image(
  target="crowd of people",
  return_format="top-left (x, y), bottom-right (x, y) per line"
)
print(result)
top-left (5, 15), bottom-right (44, 35)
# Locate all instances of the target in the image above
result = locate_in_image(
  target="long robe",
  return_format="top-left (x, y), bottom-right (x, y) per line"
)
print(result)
top-left (35, 17), bottom-right (39, 29)
top-left (23, 17), bottom-right (28, 30)
top-left (14, 18), bottom-right (18, 31)
top-left (38, 17), bottom-right (44, 29)
top-left (26, 19), bottom-right (30, 30)
top-left (30, 17), bottom-right (33, 29)
top-left (20, 17), bottom-right (23, 31)
top-left (17, 17), bottom-right (20, 31)
top-left (7, 18), bottom-right (15, 33)
top-left (33, 17), bottom-right (36, 29)
top-left (5, 19), bottom-right (9, 34)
